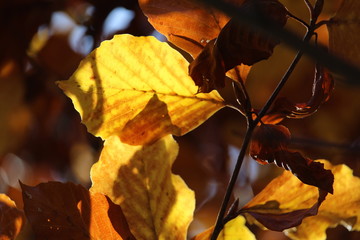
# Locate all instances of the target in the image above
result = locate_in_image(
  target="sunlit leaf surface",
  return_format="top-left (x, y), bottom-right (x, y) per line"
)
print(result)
top-left (192, 216), bottom-right (255, 240)
top-left (139, 0), bottom-right (245, 57)
top-left (242, 160), bottom-right (360, 239)
top-left (0, 194), bottom-right (25, 240)
top-left (58, 34), bottom-right (225, 145)
top-left (21, 182), bottom-right (134, 240)
top-left (90, 135), bottom-right (195, 240)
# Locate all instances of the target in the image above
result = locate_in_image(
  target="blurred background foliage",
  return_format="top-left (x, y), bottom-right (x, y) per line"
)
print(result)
top-left (0, 0), bottom-right (359, 239)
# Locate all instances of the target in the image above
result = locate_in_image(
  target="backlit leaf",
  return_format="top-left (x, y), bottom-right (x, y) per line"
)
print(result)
top-left (242, 160), bottom-right (360, 239)
top-left (250, 124), bottom-right (334, 193)
top-left (327, 0), bottom-right (360, 70)
top-left (139, 0), bottom-right (245, 58)
top-left (0, 194), bottom-right (25, 240)
top-left (189, 0), bottom-right (288, 93)
top-left (90, 135), bottom-right (195, 240)
top-left (21, 181), bottom-right (134, 240)
top-left (263, 66), bottom-right (334, 124)
top-left (284, 160), bottom-right (360, 240)
top-left (192, 215), bottom-right (255, 240)
top-left (58, 34), bottom-right (225, 145)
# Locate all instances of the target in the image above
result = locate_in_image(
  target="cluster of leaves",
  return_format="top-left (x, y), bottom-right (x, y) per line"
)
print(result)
top-left (1, 0), bottom-right (360, 239)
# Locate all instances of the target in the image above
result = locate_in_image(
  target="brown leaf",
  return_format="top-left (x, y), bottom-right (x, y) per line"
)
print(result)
top-left (263, 65), bottom-right (334, 124)
top-left (0, 194), bottom-right (25, 240)
top-left (242, 189), bottom-right (327, 231)
top-left (250, 124), bottom-right (291, 164)
top-left (250, 124), bottom-right (334, 193)
top-left (21, 181), bottom-right (134, 240)
top-left (327, 0), bottom-right (360, 70)
top-left (189, 0), bottom-right (288, 93)
top-left (139, 0), bottom-right (245, 58)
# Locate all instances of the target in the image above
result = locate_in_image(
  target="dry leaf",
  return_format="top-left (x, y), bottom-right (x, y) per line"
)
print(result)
top-left (284, 160), bottom-right (360, 240)
top-left (189, 0), bottom-right (288, 93)
top-left (58, 34), bottom-right (225, 145)
top-left (327, 0), bottom-right (360, 69)
top-left (0, 194), bottom-right (25, 240)
top-left (263, 66), bottom-right (334, 124)
top-left (90, 135), bottom-right (195, 240)
top-left (250, 124), bottom-right (334, 193)
top-left (242, 160), bottom-right (360, 239)
top-left (192, 215), bottom-right (255, 240)
top-left (21, 181), bottom-right (134, 240)
top-left (139, 0), bottom-right (245, 58)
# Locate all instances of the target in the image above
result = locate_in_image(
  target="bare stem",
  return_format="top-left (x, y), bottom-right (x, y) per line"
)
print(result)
top-left (210, 119), bottom-right (255, 240)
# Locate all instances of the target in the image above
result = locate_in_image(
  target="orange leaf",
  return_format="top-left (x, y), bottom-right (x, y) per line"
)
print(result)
top-left (21, 181), bottom-right (134, 240)
top-left (90, 135), bottom-right (195, 240)
top-left (139, 0), bottom-right (245, 58)
top-left (0, 194), bottom-right (25, 240)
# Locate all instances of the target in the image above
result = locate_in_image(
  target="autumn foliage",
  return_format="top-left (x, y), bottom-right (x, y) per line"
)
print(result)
top-left (1, 0), bottom-right (360, 240)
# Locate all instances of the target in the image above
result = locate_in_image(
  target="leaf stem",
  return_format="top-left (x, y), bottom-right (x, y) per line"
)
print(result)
top-left (210, 119), bottom-right (255, 240)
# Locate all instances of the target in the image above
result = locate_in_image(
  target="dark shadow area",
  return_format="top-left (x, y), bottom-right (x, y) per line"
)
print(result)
top-left (120, 94), bottom-right (181, 145)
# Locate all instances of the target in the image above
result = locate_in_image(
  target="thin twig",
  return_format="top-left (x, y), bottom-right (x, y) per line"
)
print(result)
top-left (210, 119), bottom-right (255, 240)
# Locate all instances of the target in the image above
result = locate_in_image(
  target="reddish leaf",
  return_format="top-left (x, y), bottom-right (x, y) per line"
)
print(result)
top-left (263, 65), bottom-right (334, 124)
top-left (0, 194), bottom-right (25, 240)
top-left (189, 0), bottom-right (288, 93)
top-left (250, 124), bottom-right (291, 164)
top-left (241, 189), bottom-right (327, 231)
top-left (250, 124), bottom-right (334, 193)
top-left (21, 181), bottom-right (135, 240)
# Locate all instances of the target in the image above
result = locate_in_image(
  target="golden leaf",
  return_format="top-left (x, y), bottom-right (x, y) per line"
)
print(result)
top-left (243, 160), bottom-right (360, 240)
top-left (0, 194), bottom-right (25, 240)
top-left (58, 34), bottom-right (225, 145)
top-left (90, 135), bottom-right (195, 240)
top-left (192, 216), bottom-right (255, 240)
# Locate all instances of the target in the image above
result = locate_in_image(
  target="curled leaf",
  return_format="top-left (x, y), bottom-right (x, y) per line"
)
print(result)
top-left (250, 124), bottom-right (291, 164)
top-left (90, 135), bottom-right (195, 240)
top-left (58, 34), bottom-right (225, 145)
top-left (21, 181), bottom-right (134, 240)
top-left (189, 0), bottom-right (288, 93)
top-left (0, 194), bottom-right (25, 240)
top-left (250, 124), bottom-right (334, 193)
top-left (242, 189), bottom-right (327, 231)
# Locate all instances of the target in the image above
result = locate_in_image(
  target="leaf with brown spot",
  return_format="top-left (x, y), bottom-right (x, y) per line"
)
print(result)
top-left (58, 34), bottom-right (225, 145)
top-left (90, 135), bottom-right (195, 240)
top-left (0, 194), bottom-right (25, 240)
top-left (263, 65), bottom-right (334, 124)
top-left (21, 181), bottom-right (134, 240)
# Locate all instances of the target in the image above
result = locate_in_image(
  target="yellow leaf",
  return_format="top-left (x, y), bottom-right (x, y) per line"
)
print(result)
top-left (58, 34), bottom-right (225, 144)
top-left (90, 135), bottom-right (195, 240)
top-left (243, 160), bottom-right (360, 240)
top-left (192, 216), bottom-right (255, 240)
